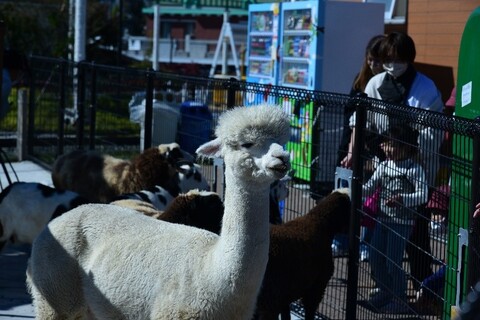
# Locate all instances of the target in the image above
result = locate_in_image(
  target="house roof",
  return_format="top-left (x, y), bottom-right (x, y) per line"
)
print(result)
top-left (142, 6), bottom-right (249, 16)
top-left (142, 0), bottom-right (281, 16)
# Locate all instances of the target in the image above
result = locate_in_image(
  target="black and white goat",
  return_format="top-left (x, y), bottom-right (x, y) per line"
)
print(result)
top-left (0, 182), bottom-right (89, 251)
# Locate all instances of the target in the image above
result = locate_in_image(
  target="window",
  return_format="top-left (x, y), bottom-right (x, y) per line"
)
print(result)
top-left (363, 0), bottom-right (406, 24)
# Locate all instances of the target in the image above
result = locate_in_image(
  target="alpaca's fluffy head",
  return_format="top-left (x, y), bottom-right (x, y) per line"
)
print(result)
top-left (158, 142), bottom-right (181, 155)
top-left (215, 105), bottom-right (290, 150)
top-left (196, 105), bottom-right (291, 184)
top-left (158, 142), bottom-right (195, 164)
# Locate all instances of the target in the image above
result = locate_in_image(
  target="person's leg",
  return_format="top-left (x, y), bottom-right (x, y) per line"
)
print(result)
top-left (360, 226), bottom-right (373, 261)
top-left (369, 222), bottom-right (392, 306)
top-left (406, 204), bottom-right (434, 290)
top-left (362, 225), bottom-right (374, 244)
top-left (332, 233), bottom-right (349, 256)
top-left (386, 223), bottom-right (414, 302)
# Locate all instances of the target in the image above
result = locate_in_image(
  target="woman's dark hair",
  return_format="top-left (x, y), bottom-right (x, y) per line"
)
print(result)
top-left (379, 32), bottom-right (416, 64)
top-left (352, 34), bottom-right (385, 92)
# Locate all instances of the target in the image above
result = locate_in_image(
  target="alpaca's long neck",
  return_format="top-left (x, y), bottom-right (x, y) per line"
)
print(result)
top-left (211, 167), bottom-right (271, 312)
top-left (221, 172), bottom-right (271, 250)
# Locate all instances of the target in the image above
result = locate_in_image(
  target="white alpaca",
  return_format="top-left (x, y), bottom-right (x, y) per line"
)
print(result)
top-left (26, 104), bottom-right (291, 320)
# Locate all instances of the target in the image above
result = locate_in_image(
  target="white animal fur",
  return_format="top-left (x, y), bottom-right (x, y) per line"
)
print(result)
top-left (0, 182), bottom-right (88, 251)
top-left (27, 104), bottom-right (291, 320)
top-left (110, 198), bottom-right (163, 218)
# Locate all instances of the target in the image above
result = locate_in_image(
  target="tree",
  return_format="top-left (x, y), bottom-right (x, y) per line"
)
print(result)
top-left (0, 1), bottom-right (69, 57)
top-left (0, 0), bottom-right (149, 64)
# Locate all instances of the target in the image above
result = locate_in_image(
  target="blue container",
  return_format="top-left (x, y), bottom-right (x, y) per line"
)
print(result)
top-left (178, 101), bottom-right (213, 155)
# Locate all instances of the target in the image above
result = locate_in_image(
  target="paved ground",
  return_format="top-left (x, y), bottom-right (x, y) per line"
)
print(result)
top-left (0, 161), bottom-right (48, 319)
top-left (0, 244), bottom-right (34, 319)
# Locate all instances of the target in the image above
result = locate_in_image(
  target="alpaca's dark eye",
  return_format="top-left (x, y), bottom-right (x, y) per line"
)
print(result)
top-left (241, 143), bottom-right (254, 149)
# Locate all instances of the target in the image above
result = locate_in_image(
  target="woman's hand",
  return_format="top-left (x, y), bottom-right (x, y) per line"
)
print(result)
top-left (340, 154), bottom-right (352, 168)
top-left (474, 202), bottom-right (480, 218)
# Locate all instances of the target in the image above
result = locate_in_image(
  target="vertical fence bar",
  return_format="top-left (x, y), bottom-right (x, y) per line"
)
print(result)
top-left (76, 62), bottom-right (85, 149)
top-left (0, 21), bottom-right (4, 106)
top-left (89, 63), bottom-right (97, 150)
top-left (345, 94), bottom-right (367, 320)
top-left (144, 69), bottom-right (154, 151)
top-left (226, 77), bottom-right (238, 109)
top-left (27, 60), bottom-right (36, 156)
top-left (468, 117), bottom-right (480, 290)
top-left (16, 89), bottom-right (28, 161)
top-left (57, 59), bottom-right (66, 156)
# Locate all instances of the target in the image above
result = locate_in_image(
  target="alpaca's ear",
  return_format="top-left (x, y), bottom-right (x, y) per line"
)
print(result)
top-left (196, 138), bottom-right (222, 158)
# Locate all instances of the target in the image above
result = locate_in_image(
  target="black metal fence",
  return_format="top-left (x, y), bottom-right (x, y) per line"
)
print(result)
top-left (3, 56), bottom-right (480, 319)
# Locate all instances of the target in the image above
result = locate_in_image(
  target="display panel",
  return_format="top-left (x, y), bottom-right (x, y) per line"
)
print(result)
top-left (281, 61), bottom-right (309, 87)
top-left (246, 3), bottom-right (280, 84)
top-left (278, 4), bottom-right (317, 90)
top-left (282, 98), bottom-right (314, 181)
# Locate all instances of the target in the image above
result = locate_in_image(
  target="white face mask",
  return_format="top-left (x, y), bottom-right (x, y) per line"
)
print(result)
top-left (383, 62), bottom-right (408, 78)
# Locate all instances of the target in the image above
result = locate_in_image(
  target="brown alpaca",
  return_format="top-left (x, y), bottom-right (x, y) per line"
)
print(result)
top-left (52, 146), bottom-right (181, 203)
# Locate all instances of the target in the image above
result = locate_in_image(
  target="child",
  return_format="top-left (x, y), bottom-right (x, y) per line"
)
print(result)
top-left (365, 124), bottom-right (429, 313)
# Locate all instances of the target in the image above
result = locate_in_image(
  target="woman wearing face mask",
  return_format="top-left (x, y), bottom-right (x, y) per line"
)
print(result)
top-left (342, 31), bottom-right (444, 297)
top-left (361, 32), bottom-right (444, 184)
top-left (341, 32), bottom-right (444, 173)
top-left (364, 32), bottom-right (444, 117)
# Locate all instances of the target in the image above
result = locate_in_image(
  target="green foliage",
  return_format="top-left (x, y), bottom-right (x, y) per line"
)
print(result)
top-left (0, 1), bottom-right (69, 57)
top-left (0, 0), bottom-right (139, 60)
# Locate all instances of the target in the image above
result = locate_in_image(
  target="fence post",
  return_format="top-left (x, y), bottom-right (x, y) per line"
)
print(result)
top-left (89, 63), bottom-right (97, 150)
top-left (16, 89), bottom-right (28, 161)
top-left (468, 117), bottom-right (480, 289)
top-left (143, 69), bottom-right (154, 151)
top-left (76, 62), bottom-right (86, 149)
top-left (57, 59), bottom-right (67, 156)
top-left (27, 59), bottom-right (35, 156)
top-left (345, 93), bottom-right (367, 320)
top-left (226, 77), bottom-right (238, 109)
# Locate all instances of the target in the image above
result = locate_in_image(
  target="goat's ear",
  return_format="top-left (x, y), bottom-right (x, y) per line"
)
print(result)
top-left (196, 138), bottom-right (222, 158)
